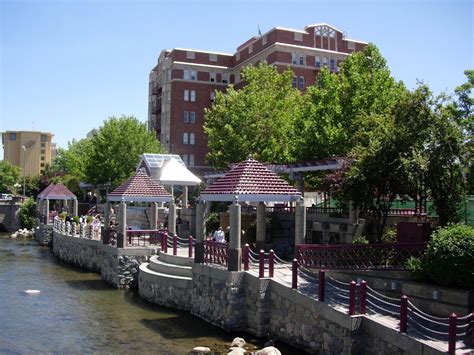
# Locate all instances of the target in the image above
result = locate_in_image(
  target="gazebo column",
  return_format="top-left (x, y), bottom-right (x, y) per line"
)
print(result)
top-left (182, 186), bottom-right (188, 209)
top-left (349, 200), bottom-right (358, 224)
top-left (295, 199), bottom-right (306, 245)
top-left (168, 202), bottom-right (177, 235)
top-left (117, 202), bottom-right (127, 248)
top-left (194, 201), bottom-right (206, 263)
top-left (45, 199), bottom-right (50, 224)
top-left (73, 198), bottom-right (78, 217)
top-left (228, 203), bottom-right (241, 272)
top-left (256, 202), bottom-right (266, 251)
top-left (102, 200), bottom-right (110, 244)
top-left (151, 202), bottom-right (158, 230)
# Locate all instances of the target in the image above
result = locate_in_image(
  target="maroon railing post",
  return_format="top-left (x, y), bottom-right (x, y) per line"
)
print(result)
top-left (318, 270), bottom-right (325, 302)
top-left (292, 258), bottom-right (298, 289)
top-left (269, 250), bottom-right (274, 278)
top-left (243, 244), bottom-right (249, 271)
top-left (259, 250), bottom-right (265, 278)
top-left (188, 236), bottom-right (193, 258)
top-left (448, 313), bottom-right (457, 355)
top-left (349, 281), bottom-right (356, 315)
top-left (360, 280), bottom-right (367, 314)
top-left (173, 234), bottom-right (178, 256)
top-left (400, 295), bottom-right (408, 333)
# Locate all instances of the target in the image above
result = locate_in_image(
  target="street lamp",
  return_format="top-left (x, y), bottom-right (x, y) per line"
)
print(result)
top-left (22, 145), bottom-right (26, 198)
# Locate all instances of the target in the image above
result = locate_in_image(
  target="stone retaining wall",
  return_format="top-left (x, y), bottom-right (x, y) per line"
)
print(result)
top-left (52, 231), bottom-right (153, 288)
top-left (36, 223), bottom-right (53, 246)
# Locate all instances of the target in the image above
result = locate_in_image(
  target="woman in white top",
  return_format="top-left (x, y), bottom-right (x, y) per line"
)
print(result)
top-left (213, 226), bottom-right (226, 243)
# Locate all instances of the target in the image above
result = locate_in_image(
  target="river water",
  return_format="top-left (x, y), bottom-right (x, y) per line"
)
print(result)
top-left (0, 235), bottom-right (298, 354)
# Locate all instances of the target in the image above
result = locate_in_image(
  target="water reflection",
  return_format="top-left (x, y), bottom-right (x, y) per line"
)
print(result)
top-left (0, 236), bottom-right (298, 354)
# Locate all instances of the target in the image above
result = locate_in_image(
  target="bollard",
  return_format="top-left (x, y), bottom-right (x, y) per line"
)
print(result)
top-left (360, 280), bottom-right (367, 314)
top-left (259, 250), bottom-right (265, 278)
top-left (269, 250), bottom-right (274, 278)
top-left (173, 234), bottom-right (178, 256)
top-left (318, 270), bottom-right (326, 302)
top-left (292, 259), bottom-right (298, 289)
top-left (188, 236), bottom-right (193, 258)
top-left (243, 244), bottom-right (249, 271)
top-left (400, 295), bottom-right (408, 333)
top-left (349, 281), bottom-right (356, 315)
top-left (448, 313), bottom-right (457, 355)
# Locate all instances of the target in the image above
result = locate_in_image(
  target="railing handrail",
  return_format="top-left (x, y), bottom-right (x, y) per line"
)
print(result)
top-left (297, 242), bottom-right (428, 249)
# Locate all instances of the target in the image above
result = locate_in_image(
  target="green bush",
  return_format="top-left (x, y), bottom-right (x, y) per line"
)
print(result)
top-left (20, 197), bottom-right (36, 229)
top-left (353, 235), bottom-right (369, 244)
top-left (408, 224), bottom-right (474, 289)
top-left (205, 212), bottom-right (220, 234)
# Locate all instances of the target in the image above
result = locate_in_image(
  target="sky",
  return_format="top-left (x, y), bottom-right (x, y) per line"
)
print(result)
top-left (1, 0), bottom-right (473, 159)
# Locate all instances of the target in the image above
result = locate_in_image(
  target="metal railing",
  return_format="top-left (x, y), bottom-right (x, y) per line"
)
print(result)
top-left (203, 240), bottom-right (228, 267)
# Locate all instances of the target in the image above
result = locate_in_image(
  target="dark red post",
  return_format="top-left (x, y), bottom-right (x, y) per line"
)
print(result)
top-left (318, 270), bottom-right (325, 302)
top-left (259, 250), bottom-right (265, 278)
top-left (173, 234), bottom-right (178, 256)
top-left (349, 281), bottom-right (356, 315)
top-left (448, 313), bottom-right (457, 355)
top-left (243, 244), bottom-right (249, 271)
top-left (188, 236), bottom-right (193, 258)
top-left (269, 250), bottom-right (274, 278)
top-left (400, 295), bottom-right (408, 333)
top-left (292, 258), bottom-right (298, 289)
top-left (360, 280), bottom-right (367, 314)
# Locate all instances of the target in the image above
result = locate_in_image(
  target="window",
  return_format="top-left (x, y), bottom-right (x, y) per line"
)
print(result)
top-left (348, 41), bottom-right (355, 50)
top-left (210, 91), bottom-right (215, 102)
top-left (189, 133), bottom-right (195, 145)
top-left (183, 68), bottom-right (190, 80)
top-left (41, 142), bottom-right (46, 148)
top-left (184, 89), bottom-right (189, 101)
top-left (299, 53), bottom-right (305, 65)
top-left (315, 56), bottom-right (321, 68)
top-left (189, 154), bottom-right (195, 166)
top-left (222, 72), bottom-right (229, 84)
top-left (40, 134), bottom-right (48, 142)
top-left (294, 32), bottom-right (303, 41)
top-left (9, 133), bottom-right (16, 141)
top-left (322, 57), bottom-right (328, 67)
top-left (292, 76), bottom-right (297, 88)
top-left (190, 70), bottom-right (196, 80)
top-left (186, 51), bottom-right (195, 59)
top-left (292, 52), bottom-right (297, 65)
top-left (299, 76), bottom-right (305, 90)
top-left (236, 52), bottom-right (240, 61)
top-left (249, 44), bottom-right (253, 54)
top-left (184, 111), bottom-right (189, 123)
top-left (182, 154), bottom-right (188, 165)
top-left (330, 58), bottom-right (336, 71)
top-left (41, 156), bottom-right (45, 161)
top-left (183, 133), bottom-right (189, 145)
top-left (210, 72), bottom-right (216, 82)
top-left (41, 149), bottom-right (45, 154)
top-left (209, 53), bottom-right (217, 62)
top-left (40, 163), bottom-right (45, 168)
top-left (190, 111), bottom-right (196, 123)
top-left (190, 90), bottom-right (196, 102)
top-left (262, 35), bottom-right (267, 45)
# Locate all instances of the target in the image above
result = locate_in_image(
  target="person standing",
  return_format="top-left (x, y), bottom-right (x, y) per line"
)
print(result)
top-left (213, 226), bottom-right (226, 243)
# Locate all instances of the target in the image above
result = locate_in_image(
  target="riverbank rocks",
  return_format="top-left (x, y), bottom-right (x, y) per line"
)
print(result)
top-left (255, 346), bottom-right (281, 355)
top-left (11, 228), bottom-right (34, 238)
top-left (117, 255), bottom-right (141, 288)
top-left (190, 346), bottom-right (210, 354)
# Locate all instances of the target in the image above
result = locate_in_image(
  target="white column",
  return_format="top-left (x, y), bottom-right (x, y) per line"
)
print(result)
top-left (194, 201), bottom-right (206, 263)
top-left (182, 185), bottom-right (188, 209)
top-left (168, 202), bottom-right (176, 235)
top-left (295, 199), bottom-right (306, 245)
top-left (228, 203), bottom-right (241, 271)
top-left (73, 199), bottom-right (78, 217)
top-left (117, 201), bottom-right (127, 248)
top-left (256, 202), bottom-right (266, 251)
top-left (45, 199), bottom-right (50, 224)
top-left (151, 202), bottom-right (158, 229)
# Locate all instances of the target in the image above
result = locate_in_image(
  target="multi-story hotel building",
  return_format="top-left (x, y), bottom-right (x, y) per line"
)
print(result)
top-left (2, 131), bottom-right (56, 176)
top-left (148, 23), bottom-right (367, 174)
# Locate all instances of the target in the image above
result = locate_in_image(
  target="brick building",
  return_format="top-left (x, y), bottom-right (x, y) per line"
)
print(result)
top-left (148, 23), bottom-right (367, 174)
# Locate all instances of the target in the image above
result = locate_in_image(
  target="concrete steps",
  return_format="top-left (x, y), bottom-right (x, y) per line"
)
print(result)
top-left (139, 250), bottom-right (193, 288)
top-left (148, 254), bottom-right (192, 278)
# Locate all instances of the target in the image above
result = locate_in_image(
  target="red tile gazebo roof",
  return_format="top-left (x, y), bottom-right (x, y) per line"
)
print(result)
top-left (37, 183), bottom-right (77, 200)
top-left (107, 171), bottom-right (173, 203)
top-left (200, 158), bottom-right (302, 202)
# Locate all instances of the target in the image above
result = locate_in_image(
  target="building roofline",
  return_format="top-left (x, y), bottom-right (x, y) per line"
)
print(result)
top-left (345, 38), bottom-right (369, 44)
top-left (173, 47), bottom-right (233, 57)
top-left (305, 22), bottom-right (344, 33)
top-left (173, 61), bottom-right (231, 70)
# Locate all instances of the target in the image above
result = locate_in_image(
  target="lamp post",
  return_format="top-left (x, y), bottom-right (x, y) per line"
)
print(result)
top-left (22, 145), bottom-right (26, 198)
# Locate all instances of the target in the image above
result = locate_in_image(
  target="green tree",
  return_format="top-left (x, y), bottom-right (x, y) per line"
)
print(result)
top-left (0, 160), bottom-right (21, 193)
top-left (19, 197), bottom-right (36, 229)
top-left (204, 63), bottom-right (302, 169)
top-left (85, 115), bottom-right (163, 188)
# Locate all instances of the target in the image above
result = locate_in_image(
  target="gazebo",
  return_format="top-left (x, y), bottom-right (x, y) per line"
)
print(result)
top-left (36, 183), bottom-right (78, 224)
top-left (195, 158), bottom-right (303, 271)
top-left (106, 170), bottom-right (173, 247)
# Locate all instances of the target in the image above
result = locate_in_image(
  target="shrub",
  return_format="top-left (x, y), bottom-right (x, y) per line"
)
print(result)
top-left (205, 212), bottom-right (220, 234)
top-left (353, 235), bottom-right (369, 244)
top-left (408, 224), bottom-right (474, 289)
top-left (20, 197), bottom-right (36, 229)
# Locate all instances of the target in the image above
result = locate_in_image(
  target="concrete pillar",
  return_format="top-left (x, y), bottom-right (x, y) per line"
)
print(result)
top-left (182, 185), bottom-right (188, 208)
top-left (102, 200), bottom-right (110, 244)
top-left (295, 199), bottom-right (306, 245)
top-left (45, 199), bottom-right (50, 224)
top-left (73, 199), bottom-right (78, 217)
top-left (117, 202), bottom-right (127, 248)
top-left (168, 202), bottom-right (177, 235)
top-left (349, 200), bottom-right (358, 224)
top-left (256, 202), bottom-right (266, 251)
top-left (194, 202), bottom-right (206, 263)
top-left (62, 199), bottom-right (67, 213)
top-left (151, 202), bottom-right (158, 229)
top-left (295, 173), bottom-right (304, 196)
top-left (228, 203), bottom-right (241, 271)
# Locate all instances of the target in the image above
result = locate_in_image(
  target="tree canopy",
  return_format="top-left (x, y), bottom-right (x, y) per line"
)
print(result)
top-left (0, 160), bottom-right (21, 194)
